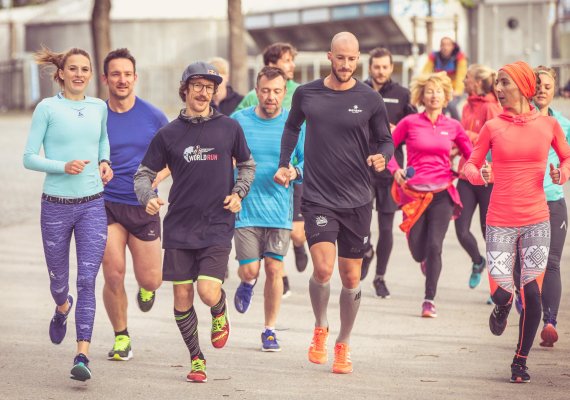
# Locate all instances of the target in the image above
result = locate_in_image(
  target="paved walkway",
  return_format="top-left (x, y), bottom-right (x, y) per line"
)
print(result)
top-left (1, 113), bottom-right (569, 399)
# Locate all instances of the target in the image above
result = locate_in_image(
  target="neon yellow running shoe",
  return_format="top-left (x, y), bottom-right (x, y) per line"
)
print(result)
top-left (137, 287), bottom-right (156, 312)
top-left (107, 334), bottom-right (133, 361)
top-left (211, 305), bottom-right (230, 349)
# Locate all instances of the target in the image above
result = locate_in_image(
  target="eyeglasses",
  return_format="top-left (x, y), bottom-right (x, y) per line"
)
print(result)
top-left (189, 83), bottom-right (216, 94)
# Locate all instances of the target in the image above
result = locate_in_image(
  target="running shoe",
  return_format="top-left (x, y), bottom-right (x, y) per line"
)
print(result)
top-left (489, 303), bottom-right (512, 336)
top-left (421, 301), bottom-right (437, 318)
top-left (107, 334), bottom-right (133, 361)
top-left (540, 321), bottom-right (558, 347)
top-left (373, 277), bottom-right (390, 298)
top-left (282, 276), bottom-right (291, 298)
top-left (211, 302), bottom-right (230, 349)
top-left (420, 260), bottom-right (427, 276)
top-left (468, 257), bottom-right (486, 289)
top-left (332, 342), bottom-right (352, 374)
top-left (510, 361), bottom-right (530, 383)
top-left (514, 290), bottom-right (523, 314)
top-left (360, 244), bottom-right (374, 281)
top-left (234, 280), bottom-right (256, 313)
top-left (308, 327), bottom-right (329, 364)
top-left (70, 353), bottom-right (91, 381)
top-left (261, 329), bottom-right (281, 352)
top-left (137, 288), bottom-right (156, 312)
top-left (294, 244), bottom-right (309, 272)
top-left (49, 294), bottom-right (74, 345)
top-left (187, 356), bottom-right (207, 383)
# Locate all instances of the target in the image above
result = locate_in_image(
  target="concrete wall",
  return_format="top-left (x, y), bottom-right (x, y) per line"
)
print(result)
top-left (475, 1), bottom-right (553, 69)
top-left (25, 18), bottom-right (229, 111)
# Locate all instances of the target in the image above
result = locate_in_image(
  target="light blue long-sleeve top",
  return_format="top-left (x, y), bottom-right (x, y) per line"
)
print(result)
top-left (544, 108), bottom-right (570, 201)
top-left (23, 93), bottom-right (110, 198)
top-left (232, 106), bottom-right (305, 229)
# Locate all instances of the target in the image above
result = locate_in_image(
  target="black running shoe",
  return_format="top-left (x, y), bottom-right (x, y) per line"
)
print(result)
top-left (282, 276), bottom-right (291, 298)
top-left (360, 244), bottom-right (374, 281)
top-left (373, 277), bottom-right (390, 298)
top-left (510, 362), bottom-right (530, 383)
top-left (137, 288), bottom-right (156, 312)
top-left (294, 245), bottom-right (309, 272)
top-left (489, 303), bottom-right (512, 336)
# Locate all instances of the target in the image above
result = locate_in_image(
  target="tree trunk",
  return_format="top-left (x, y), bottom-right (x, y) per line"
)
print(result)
top-left (227, 0), bottom-right (248, 94)
top-left (91, 0), bottom-right (112, 99)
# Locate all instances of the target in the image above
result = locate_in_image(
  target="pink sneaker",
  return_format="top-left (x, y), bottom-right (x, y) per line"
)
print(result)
top-left (421, 301), bottom-right (437, 318)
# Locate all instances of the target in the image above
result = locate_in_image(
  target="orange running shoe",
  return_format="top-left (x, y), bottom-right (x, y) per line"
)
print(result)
top-left (332, 342), bottom-right (353, 374)
top-left (308, 327), bottom-right (328, 364)
top-left (186, 356), bottom-right (207, 383)
top-left (211, 304), bottom-right (230, 349)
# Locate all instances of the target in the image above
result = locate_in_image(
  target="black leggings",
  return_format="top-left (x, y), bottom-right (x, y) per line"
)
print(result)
top-left (375, 211), bottom-right (395, 276)
top-left (454, 179), bottom-right (492, 264)
top-left (407, 191), bottom-right (454, 300)
top-left (514, 199), bottom-right (567, 323)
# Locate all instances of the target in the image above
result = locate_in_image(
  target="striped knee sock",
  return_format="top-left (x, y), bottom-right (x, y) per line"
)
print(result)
top-left (210, 289), bottom-right (227, 316)
top-left (174, 306), bottom-right (202, 359)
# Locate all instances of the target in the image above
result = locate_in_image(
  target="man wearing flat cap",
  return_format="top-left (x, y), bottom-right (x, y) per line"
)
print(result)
top-left (134, 61), bottom-right (256, 383)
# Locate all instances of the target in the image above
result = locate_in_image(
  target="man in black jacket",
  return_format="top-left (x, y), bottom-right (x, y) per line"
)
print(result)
top-left (362, 47), bottom-right (416, 298)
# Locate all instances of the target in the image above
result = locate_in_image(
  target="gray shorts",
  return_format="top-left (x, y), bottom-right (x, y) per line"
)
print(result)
top-left (234, 227), bottom-right (291, 264)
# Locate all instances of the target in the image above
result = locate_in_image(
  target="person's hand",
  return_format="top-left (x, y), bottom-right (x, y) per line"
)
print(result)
top-left (99, 162), bottom-right (113, 185)
top-left (65, 160), bottom-right (90, 175)
top-left (223, 192), bottom-right (242, 213)
top-left (367, 154), bottom-right (386, 172)
top-left (274, 166), bottom-right (293, 188)
top-left (550, 163), bottom-right (561, 184)
top-left (146, 197), bottom-right (164, 215)
top-left (481, 161), bottom-right (492, 186)
top-left (152, 167), bottom-right (171, 189)
top-left (394, 168), bottom-right (406, 186)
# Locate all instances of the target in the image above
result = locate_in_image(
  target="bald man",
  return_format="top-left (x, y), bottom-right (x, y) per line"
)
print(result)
top-left (275, 32), bottom-right (393, 374)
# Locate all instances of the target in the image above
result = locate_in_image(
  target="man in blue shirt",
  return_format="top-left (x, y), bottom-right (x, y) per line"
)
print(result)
top-left (231, 67), bottom-right (304, 351)
top-left (101, 48), bottom-right (169, 361)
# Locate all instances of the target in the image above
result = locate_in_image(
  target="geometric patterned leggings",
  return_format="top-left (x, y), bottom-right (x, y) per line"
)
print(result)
top-left (40, 197), bottom-right (107, 342)
top-left (486, 221), bottom-right (550, 358)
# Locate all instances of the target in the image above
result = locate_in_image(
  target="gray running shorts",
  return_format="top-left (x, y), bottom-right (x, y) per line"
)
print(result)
top-left (234, 227), bottom-right (291, 263)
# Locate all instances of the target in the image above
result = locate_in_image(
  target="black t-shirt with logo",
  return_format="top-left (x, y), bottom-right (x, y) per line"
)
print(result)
top-left (279, 79), bottom-right (394, 209)
top-left (141, 112), bottom-right (251, 249)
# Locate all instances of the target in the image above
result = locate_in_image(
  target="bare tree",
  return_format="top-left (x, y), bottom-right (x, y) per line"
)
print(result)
top-left (228, 0), bottom-right (247, 94)
top-left (91, 0), bottom-right (111, 98)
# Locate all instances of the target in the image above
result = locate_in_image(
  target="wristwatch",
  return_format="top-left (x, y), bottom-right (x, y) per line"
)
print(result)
top-left (99, 159), bottom-right (112, 166)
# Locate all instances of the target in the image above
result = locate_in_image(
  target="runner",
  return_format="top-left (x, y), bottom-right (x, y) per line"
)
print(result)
top-left (23, 46), bottom-right (112, 381)
top-left (455, 64), bottom-right (501, 290)
top-left (134, 61), bottom-right (255, 382)
top-left (464, 61), bottom-right (570, 383)
top-left (512, 65), bottom-right (570, 348)
top-left (234, 41), bottom-right (306, 297)
top-left (422, 37), bottom-right (467, 120)
top-left (101, 48), bottom-right (169, 361)
top-left (231, 66), bottom-right (305, 351)
top-left (208, 57), bottom-right (243, 116)
top-left (276, 32), bottom-right (393, 374)
top-left (361, 47), bottom-right (417, 298)
top-left (388, 72), bottom-right (472, 318)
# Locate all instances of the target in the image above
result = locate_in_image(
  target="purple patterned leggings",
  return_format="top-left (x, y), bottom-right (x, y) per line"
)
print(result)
top-left (40, 196), bottom-right (107, 342)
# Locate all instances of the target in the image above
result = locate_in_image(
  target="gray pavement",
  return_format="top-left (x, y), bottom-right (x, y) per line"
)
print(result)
top-left (1, 112), bottom-right (570, 400)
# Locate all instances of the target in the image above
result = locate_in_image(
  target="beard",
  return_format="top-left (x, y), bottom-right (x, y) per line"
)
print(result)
top-left (332, 67), bottom-right (354, 83)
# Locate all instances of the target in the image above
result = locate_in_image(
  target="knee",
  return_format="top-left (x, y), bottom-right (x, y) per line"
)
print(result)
top-left (265, 263), bottom-right (283, 281)
top-left (103, 267), bottom-right (126, 291)
top-left (197, 284), bottom-right (220, 305)
top-left (139, 276), bottom-right (162, 292)
top-left (238, 264), bottom-right (259, 281)
top-left (313, 265), bottom-right (333, 283)
top-left (340, 273), bottom-right (360, 289)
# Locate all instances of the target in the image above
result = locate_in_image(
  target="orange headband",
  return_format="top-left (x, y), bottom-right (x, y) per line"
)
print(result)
top-left (500, 61), bottom-right (536, 99)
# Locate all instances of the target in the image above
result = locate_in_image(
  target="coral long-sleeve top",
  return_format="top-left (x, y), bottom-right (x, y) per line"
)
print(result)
top-left (464, 109), bottom-right (570, 227)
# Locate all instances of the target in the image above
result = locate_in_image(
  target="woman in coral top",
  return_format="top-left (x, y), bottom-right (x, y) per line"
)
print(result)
top-left (456, 64), bottom-right (502, 290)
top-left (388, 72), bottom-right (472, 318)
top-left (464, 61), bottom-right (570, 383)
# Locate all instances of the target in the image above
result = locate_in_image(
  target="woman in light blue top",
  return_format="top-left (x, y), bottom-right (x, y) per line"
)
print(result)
top-left (23, 47), bottom-right (112, 381)
top-left (514, 65), bottom-right (570, 348)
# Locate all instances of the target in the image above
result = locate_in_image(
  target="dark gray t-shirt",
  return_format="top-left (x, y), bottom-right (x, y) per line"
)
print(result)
top-left (279, 78), bottom-right (394, 208)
